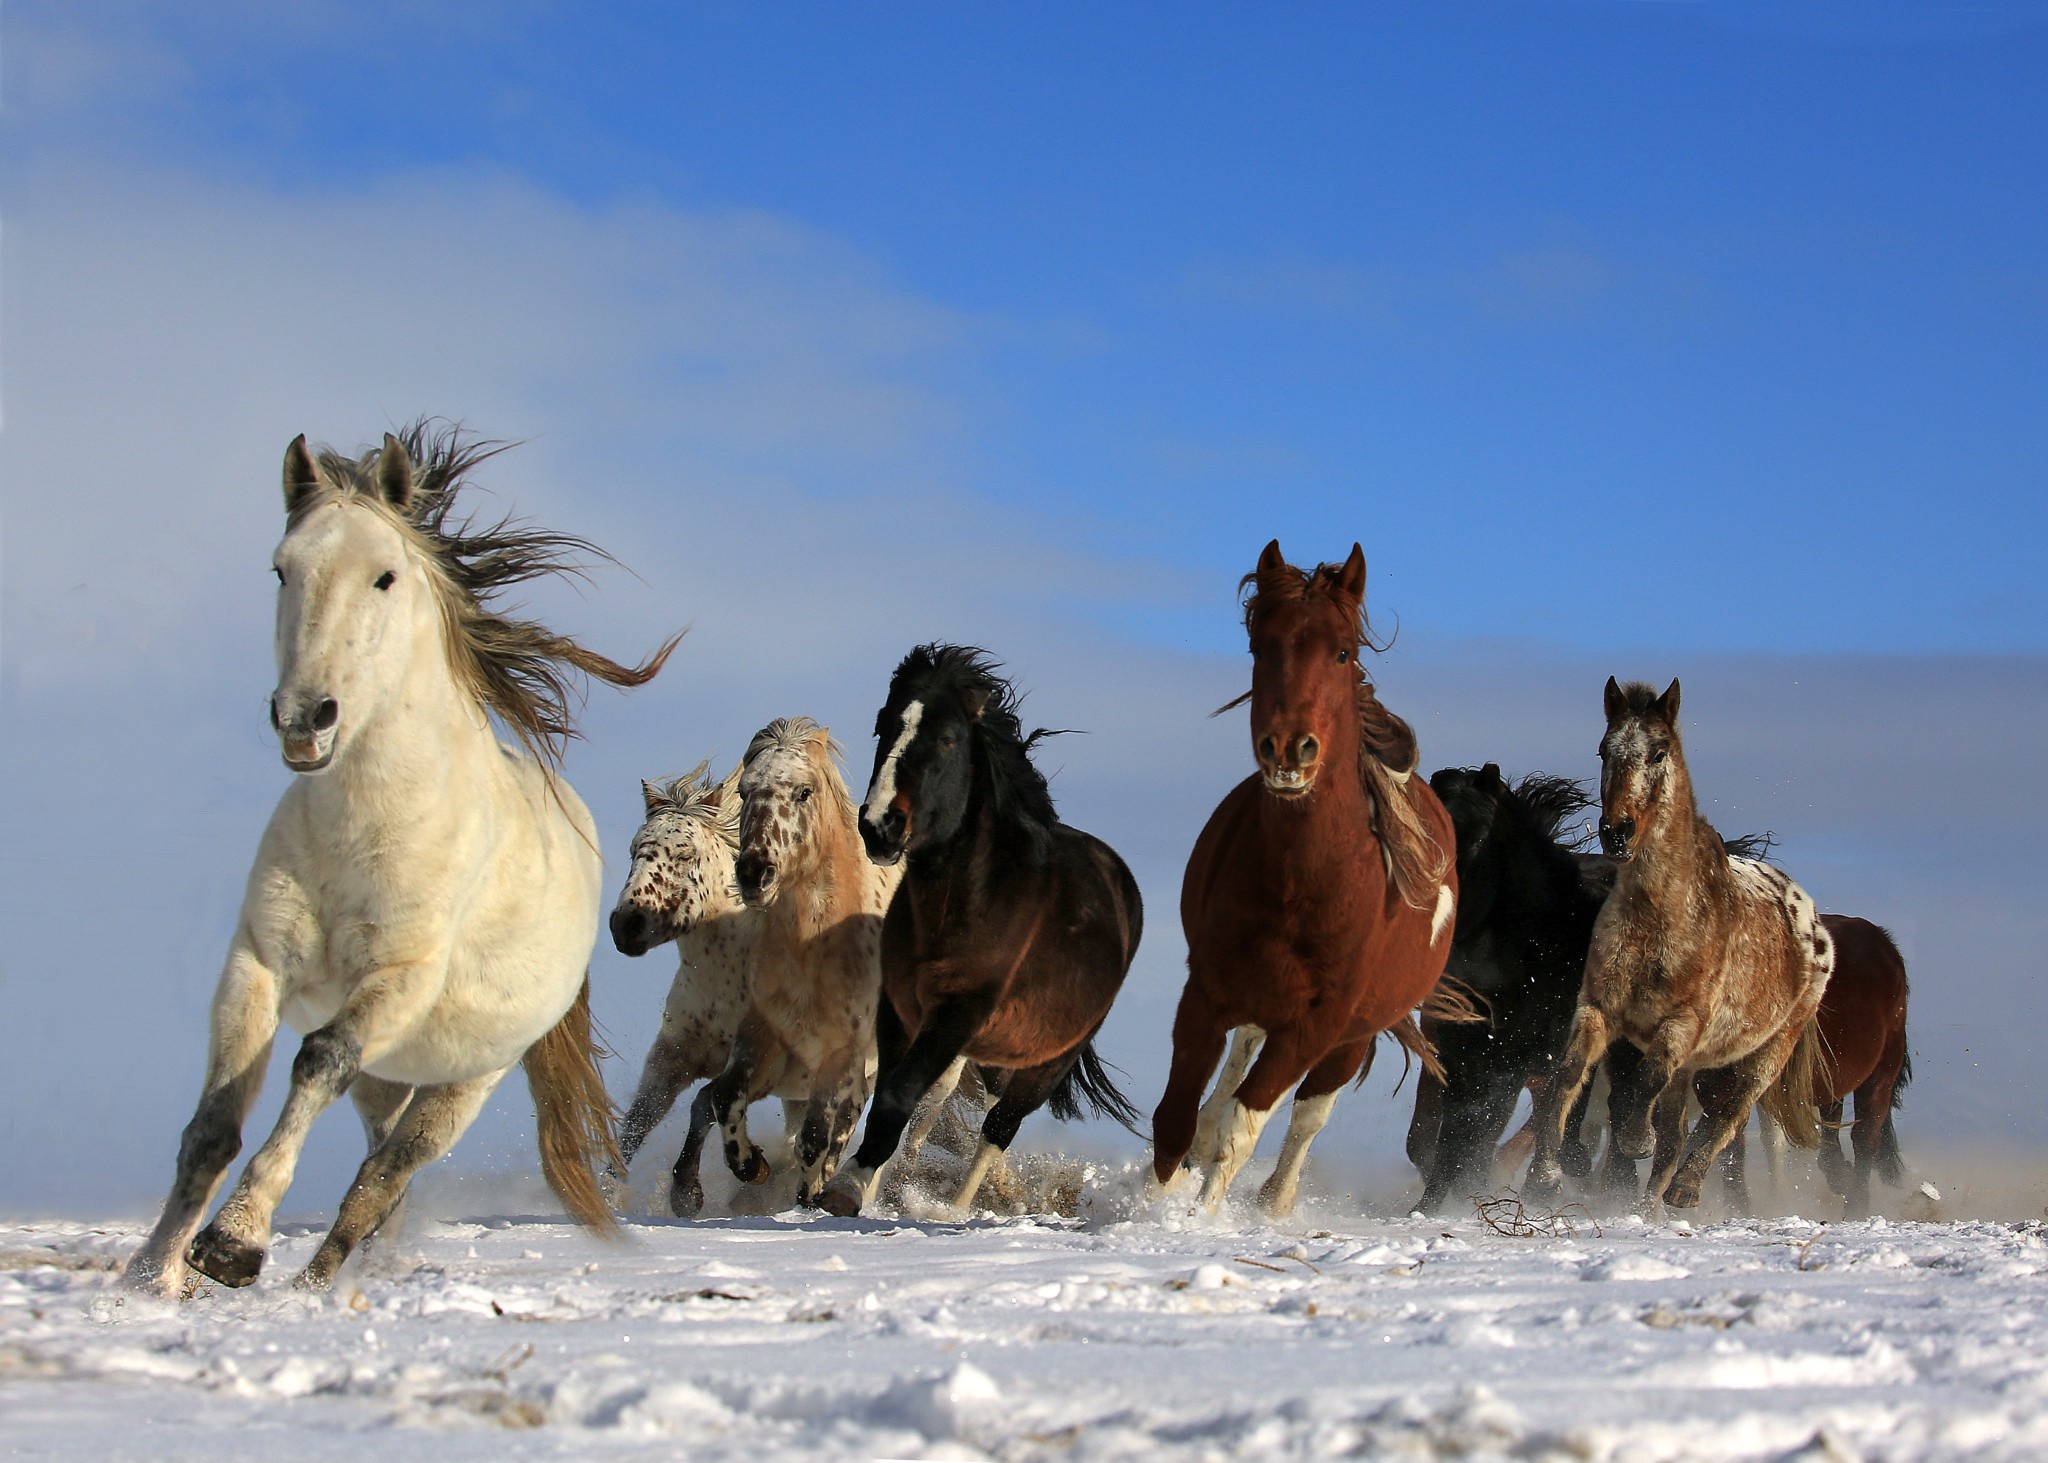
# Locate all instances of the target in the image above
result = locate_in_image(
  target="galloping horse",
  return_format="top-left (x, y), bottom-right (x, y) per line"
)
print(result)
top-left (1406, 766), bottom-right (1628, 1211)
top-left (819, 645), bottom-right (1144, 1217)
top-left (606, 762), bottom-right (767, 1212)
top-left (680, 719), bottom-right (902, 1211)
top-left (1526, 678), bottom-right (1832, 1212)
top-left (1154, 541), bottom-right (1466, 1215)
top-left (125, 425), bottom-right (674, 1297)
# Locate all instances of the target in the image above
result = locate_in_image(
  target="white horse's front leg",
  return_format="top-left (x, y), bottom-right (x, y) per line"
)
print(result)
top-left (898, 1056), bottom-right (969, 1171)
top-left (1192, 1028), bottom-right (1263, 1168)
top-left (190, 959), bottom-right (443, 1288)
top-left (1257, 1091), bottom-right (1338, 1217)
top-left (297, 1070), bottom-right (504, 1291)
top-left (1199, 1098), bottom-right (1277, 1212)
top-left (124, 943), bottom-right (280, 1298)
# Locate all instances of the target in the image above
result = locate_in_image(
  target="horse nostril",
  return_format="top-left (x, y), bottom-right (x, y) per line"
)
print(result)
top-left (609, 907), bottom-right (643, 951)
top-left (1298, 735), bottom-right (1319, 764)
top-left (269, 697), bottom-right (283, 731)
top-left (1258, 736), bottom-right (1277, 764)
top-left (312, 699), bottom-right (339, 731)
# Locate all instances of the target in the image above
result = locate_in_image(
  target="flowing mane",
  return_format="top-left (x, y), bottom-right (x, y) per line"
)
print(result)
top-left (645, 758), bottom-right (742, 851)
top-left (742, 716), bottom-right (859, 825)
top-left (1508, 771), bottom-right (1597, 850)
top-left (893, 644), bottom-right (1061, 840)
top-left (1235, 557), bottom-right (1446, 910)
top-left (288, 419), bottom-right (678, 769)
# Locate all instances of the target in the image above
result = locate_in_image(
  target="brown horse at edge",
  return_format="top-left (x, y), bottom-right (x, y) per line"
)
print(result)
top-left (1152, 540), bottom-right (1470, 1215)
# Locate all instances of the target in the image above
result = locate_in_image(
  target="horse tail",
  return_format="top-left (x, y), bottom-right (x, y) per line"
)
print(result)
top-left (523, 975), bottom-right (623, 1235)
top-left (1380, 1013), bottom-right (1446, 1086)
top-left (1048, 1037), bottom-right (1144, 1136)
top-left (1758, 1017), bottom-right (1825, 1151)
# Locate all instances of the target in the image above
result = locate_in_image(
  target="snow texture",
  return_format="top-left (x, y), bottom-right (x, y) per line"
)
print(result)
top-left (2, 1166), bottom-right (2045, 1461)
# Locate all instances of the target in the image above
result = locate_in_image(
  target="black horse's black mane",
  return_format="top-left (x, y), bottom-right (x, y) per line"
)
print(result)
top-left (894, 643), bottom-right (1062, 835)
top-left (1507, 771), bottom-right (1598, 850)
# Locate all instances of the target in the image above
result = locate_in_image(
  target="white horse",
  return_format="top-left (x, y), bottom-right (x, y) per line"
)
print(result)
top-left (674, 719), bottom-right (904, 1211)
top-left (123, 425), bottom-right (674, 1297)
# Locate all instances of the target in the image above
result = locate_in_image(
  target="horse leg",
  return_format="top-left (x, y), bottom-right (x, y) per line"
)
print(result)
top-left (821, 990), bottom-right (997, 1217)
top-left (123, 945), bottom-right (279, 1297)
top-left (1616, 1014), bottom-right (1701, 1161)
top-left (1198, 1024), bottom-right (1322, 1211)
top-left (1666, 1035), bottom-right (1795, 1210)
top-left (1817, 1097), bottom-right (1853, 1202)
top-left (190, 961), bottom-right (444, 1287)
top-left (1405, 1065), bottom-right (1444, 1176)
top-left (1639, 1079), bottom-right (1691, 1214)
top-left (349, 1075), bottom-right (416, 1254)
top-left (671, 1085), bottom-right (719, 1218)
top-left (1151, 991), bottom-right (1230, 1183)
top-left (1194, 1027), bottom-right (1265, 1169)
top-left (952, 1053), bottom-right (1085, 1213)
top-left (1559, 1077), bottom-right (1597, 1180)
top-left (1259, 1038), bottom-right (1371, 1217)
top-left (1525, 1005), bottom-right (1611, 1202)
top-left (1846, 1092), bottom-right (1891, 1218)
top-left (1422, 1066), bottom-right (1523, 1214)
top-left (296, 1071), bottom-right (503, 1291)
top-left (1718, 1118), bottom-right (1752, 1214)
top-left (711, 1019), bottom-right (792, 1186)
top-left (898, 1056), bottom-right (969, 1172)
top-left (615, 1026), bottom-right (705, 1181)
top-left (795, 1055), bottom-right (871, 1206)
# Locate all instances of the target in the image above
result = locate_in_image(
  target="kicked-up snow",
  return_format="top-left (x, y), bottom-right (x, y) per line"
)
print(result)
top-left (2, 1160), bottom-right (2045, 1462)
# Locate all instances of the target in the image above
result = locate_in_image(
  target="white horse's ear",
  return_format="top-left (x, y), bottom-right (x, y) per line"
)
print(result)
top-left (283, 434), bottom-right (320, 514)
top-left (641, 779), bottom-right (664, 812)
top-left (377, 433), bottom-right (415, 511)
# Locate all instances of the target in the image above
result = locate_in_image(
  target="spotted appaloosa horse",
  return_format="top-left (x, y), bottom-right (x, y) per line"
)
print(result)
top-left (1526, 678), bottom-right (1834, 1213)
top-left (1154, 540), bottom-right (1468, 1216)
top-left (674, 718), bottom-right (902, 1211)
top-left (605, 762), bottom-right (771, 1213)
top-left (819, 645), bottom-right (1144, 1217)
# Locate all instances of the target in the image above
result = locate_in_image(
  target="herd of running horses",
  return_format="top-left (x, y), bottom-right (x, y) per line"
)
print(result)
top-left (121, 423), bottom-right (1913, 1299)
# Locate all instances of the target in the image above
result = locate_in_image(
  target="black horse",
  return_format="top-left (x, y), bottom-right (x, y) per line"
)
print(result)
top-left (818, 645), bottom-right (1144, 1217)
top-left (1407, 765), bottom-right (1653, 1212)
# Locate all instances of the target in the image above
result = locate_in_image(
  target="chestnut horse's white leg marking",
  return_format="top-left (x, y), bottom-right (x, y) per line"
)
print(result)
top-left (861, 699), bottom-right (924, 825)
top-left (1258, 1091), bottom-right (1338, 1217)
top-left (1200, 1097), bottom-right (1277, 1211)
top-left (1431, 884), bottom-right (1455, 946)
top-left (953, 1138), bottom-right (1003, 1211)
top-left (1193, 1026), bottom-right (1263, 1168)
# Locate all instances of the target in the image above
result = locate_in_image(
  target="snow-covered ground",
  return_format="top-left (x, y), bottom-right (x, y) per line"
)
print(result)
top-left (3, 1153), bottom-right (2045, 1463)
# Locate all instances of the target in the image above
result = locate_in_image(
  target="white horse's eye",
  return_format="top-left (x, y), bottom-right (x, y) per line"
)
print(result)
top-left (374, 570), bottom-right (396, 591)
top-left (795, 787), bottom-right (813, 803)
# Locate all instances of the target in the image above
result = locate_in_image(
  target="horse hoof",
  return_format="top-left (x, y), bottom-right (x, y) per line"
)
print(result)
top-left (188, 1225), bottom-right (265, 1288)
top-left (669, 1180), bottom-right (704, 1219)
top-left (726, 1145), bottom-right (769, 1186)
top-left (816, 1180), bottom-right (863, 1218)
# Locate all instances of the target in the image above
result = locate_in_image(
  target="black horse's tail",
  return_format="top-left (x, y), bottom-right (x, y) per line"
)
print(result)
top-left (1049, 1038), bottom-right (1145, 1135)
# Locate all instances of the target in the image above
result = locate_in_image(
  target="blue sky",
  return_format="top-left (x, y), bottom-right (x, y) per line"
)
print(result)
top-left (33, 2), bottom-right (2047, 656)
top-left (4, 4), bottom-right (2046, 1212)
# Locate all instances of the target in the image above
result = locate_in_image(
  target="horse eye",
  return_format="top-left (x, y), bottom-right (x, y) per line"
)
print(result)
top-left (374, 570), bottom-right (396, 591)
top-left (1650, 748), bottom-right (1667, 765)
top-left (795, 787), bottom-right (813, 803)
top-left (1337, 649), bottom-right (1350, 664)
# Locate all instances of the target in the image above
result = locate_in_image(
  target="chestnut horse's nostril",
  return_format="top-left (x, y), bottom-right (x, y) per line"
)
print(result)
top-left (312, 698), bottom-right (339, 732)
top-left (1258, 736), bottom-right (1277, 764)
top-left (1297, 735), bottom-right (1319, 764)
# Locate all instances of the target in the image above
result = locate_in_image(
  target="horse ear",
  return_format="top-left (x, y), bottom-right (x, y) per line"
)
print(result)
top-left (1332, 543), bottom-right (1367, 604)
top-left (641, 779), bottom-right (663, 812)
top-left (283, 434), bottom-right (320, 514)
top-left (960, 685), bottom-right (991, 722)
top-left (1603, 675), bottom-right (1627, 723)
top-left (1478, 761), bottom-right (1503, 793)
top-left (1257, 539), bottom-right (1286, 578)
top-left (376, 433), bottom-right (415, 511)
top-left (1656, 678), bottom-right (1681, 723)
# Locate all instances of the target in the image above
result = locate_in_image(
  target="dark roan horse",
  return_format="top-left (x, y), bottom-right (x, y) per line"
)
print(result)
top-left (1406, 765), bottom-right (1641, 1212)
top-left (818, 645), bottom-right (1144, 1217)
top-left (1153, 540), bottom-right (1469, 1215)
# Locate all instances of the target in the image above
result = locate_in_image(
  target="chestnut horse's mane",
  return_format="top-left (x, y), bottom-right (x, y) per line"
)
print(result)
top-left (1234, 556), bottom-right (1448, 912)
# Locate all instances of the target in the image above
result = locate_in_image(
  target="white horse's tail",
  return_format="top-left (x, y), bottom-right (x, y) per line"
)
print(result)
top-left (524, 976), bottom-right (623, 1235)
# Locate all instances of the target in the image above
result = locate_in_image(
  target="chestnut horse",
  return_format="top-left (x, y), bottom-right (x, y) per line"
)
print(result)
top-left (1153, 540), bottom-right (1465, 1215)
top-left (1735, 914), bottom-right (1913, 1215)
top-left (1526, 678), bottom-right (1833, 1212)
top-left (819, 645), bottom-right (1145, 1217)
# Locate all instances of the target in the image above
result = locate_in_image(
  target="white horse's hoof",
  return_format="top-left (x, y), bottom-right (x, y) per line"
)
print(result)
top-left (817, 1179), bottom-right (863, 1218)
